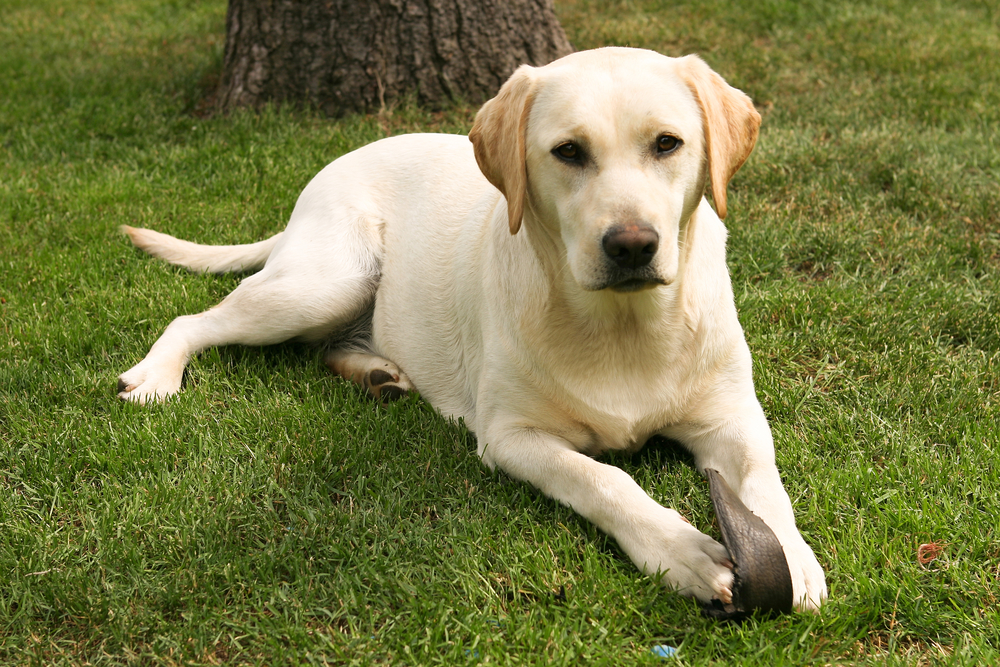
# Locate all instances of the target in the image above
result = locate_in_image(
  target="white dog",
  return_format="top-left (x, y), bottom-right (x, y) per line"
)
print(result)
top-left (117, 47), bottom-right (826, 610)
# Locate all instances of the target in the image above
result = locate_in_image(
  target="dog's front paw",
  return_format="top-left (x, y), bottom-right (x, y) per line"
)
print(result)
top-left (624, 511), bottom-right (735, 604)
top-left (117, 359), bottom-right (183, 404)
top-left (660, 522), bottom-right (736, 603)
top-left (782, 536), bottom-right (827, 611)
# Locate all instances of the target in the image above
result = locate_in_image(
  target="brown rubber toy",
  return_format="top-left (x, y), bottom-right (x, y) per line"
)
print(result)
top-left (701, 468), bottom-right (794, 620)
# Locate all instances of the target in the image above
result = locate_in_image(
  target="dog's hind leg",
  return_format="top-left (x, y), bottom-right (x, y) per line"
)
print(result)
top-left (324, 349), bottom-right (415, 403)
top-left (118, 226), bottom-right (379, 404)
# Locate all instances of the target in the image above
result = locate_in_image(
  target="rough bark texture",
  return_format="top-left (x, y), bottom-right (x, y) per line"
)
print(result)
top-left (216, 0), bottom-right (573, 116)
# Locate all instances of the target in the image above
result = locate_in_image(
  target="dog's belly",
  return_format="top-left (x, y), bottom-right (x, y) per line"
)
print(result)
top-left (364, 136), bottom-right (502, 427)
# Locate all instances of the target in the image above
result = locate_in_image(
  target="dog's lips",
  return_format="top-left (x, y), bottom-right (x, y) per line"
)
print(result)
top-left (607, 276), bottom-right (668, 293)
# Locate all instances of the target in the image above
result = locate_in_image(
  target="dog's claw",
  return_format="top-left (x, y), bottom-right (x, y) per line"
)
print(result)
top-left (701, 469), bottom-right (793, 620)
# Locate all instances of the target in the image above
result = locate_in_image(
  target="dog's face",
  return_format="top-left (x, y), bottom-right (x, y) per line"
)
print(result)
top-left (524, 52), bottom-right (708, 291)
top-left (470, 48), bottom-right (761, 294)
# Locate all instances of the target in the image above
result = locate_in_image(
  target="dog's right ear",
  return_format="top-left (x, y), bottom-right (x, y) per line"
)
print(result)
top-left (469, 65), bottom-right (537, 235)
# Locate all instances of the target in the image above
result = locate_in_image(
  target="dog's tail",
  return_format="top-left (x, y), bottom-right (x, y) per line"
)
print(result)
top-left (120, 225), bottom-right (283, 274)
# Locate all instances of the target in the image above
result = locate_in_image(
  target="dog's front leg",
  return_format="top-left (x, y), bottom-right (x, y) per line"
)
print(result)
top-left (667, 405), bottom-right (828, 610)
top-left (479, 425), bottom-right (735, 604)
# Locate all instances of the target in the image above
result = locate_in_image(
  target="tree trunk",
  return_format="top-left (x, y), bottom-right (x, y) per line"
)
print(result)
top-left (216, 0), bottom-right (573, 116)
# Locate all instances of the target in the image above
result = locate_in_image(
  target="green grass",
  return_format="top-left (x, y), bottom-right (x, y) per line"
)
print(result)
top-left (2, 0), bottom-right (999, 663)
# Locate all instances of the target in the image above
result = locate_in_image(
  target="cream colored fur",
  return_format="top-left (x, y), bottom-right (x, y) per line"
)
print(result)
top-left (117, 48), bottom-right (826, 610)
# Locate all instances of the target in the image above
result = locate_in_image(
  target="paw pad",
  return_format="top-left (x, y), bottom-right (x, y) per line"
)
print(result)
top-left (365, 368), bottom-right (408, 403)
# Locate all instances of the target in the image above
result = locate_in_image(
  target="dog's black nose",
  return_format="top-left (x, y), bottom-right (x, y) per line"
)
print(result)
top-left (602, 225), bottom-right (659, 269)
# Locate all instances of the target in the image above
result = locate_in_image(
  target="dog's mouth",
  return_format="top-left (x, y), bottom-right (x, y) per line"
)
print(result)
top-left (607, 276), bottom-right (668, 293)
top-left (577, 262), bottom-right (674, 293)
top-left (591, 263), bottom-right (671, 293)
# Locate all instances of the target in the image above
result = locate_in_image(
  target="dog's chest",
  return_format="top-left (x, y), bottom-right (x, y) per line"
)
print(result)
top-left (525, 312), bottom-right (722, 454)
top-left (566, 360), bottom-right (703, 453)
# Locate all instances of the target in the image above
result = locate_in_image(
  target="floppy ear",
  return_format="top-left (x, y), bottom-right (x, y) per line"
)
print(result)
top-left (679, 55), bottom-right (761, 219)
top-left (469, 65), bottom-right (537, 235)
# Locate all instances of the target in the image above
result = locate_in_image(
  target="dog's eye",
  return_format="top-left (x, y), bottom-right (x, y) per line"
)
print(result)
top-left (553, 142), bottom-right (581, 162)
top-left (657, 135), bottom-right (681, 154)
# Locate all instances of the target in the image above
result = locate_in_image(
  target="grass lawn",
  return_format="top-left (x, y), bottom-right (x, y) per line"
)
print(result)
top-left (2, 0), bottom-right (999, 664)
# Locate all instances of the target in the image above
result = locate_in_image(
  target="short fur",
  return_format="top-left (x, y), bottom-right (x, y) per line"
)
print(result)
top-left (117, 48), bottom-right (826, 609)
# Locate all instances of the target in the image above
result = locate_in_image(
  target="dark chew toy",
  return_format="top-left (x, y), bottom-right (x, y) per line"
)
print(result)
top-left (701, 468), bottom-right (793, 620)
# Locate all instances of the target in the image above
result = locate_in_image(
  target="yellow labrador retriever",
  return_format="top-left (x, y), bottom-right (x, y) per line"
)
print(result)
top-left (118, 47), bottom-right (827, 610)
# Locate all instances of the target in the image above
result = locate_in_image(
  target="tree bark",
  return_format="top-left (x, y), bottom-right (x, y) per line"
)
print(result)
top-left (216, 0), bottom-right (573, 116)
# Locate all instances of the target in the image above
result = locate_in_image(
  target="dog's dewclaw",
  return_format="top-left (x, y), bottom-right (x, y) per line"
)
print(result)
top-left (701, 468), bottom-right (793, 620)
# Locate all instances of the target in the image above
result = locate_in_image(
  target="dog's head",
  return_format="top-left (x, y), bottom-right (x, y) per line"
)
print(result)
top-left (470, 48), bottom-right (760, 293)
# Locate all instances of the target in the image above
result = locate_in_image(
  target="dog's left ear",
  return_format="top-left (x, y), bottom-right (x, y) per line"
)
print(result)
top-left (679, 55), bottom-right (761, 220)
top-left (469, 65), bottom-right (538, 235)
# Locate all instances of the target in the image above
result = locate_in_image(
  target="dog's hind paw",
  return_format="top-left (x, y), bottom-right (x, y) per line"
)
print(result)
top-left (116, 359), bottom-right (184, 405)
top-left (324, 350), bottom-right (414, 404)
top-left (364, 366), bottom-right (414, 403)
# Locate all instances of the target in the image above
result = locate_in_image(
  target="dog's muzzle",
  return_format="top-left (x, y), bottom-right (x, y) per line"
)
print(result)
top-left (602, 224), bottom-right (659, 270)
top-left (598, 224), bottom-right (668, 292)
